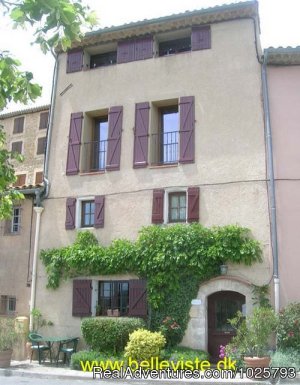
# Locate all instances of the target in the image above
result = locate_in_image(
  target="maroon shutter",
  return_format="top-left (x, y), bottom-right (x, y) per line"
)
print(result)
top-left (133, 102), bottom-right (150, 168)
top-left (72, 280), bottom-right (92, 317)
top-left (128, 279), bottom-right (147, 317)
top-left (117, 40), bottom-right (135, 63)
top-left (13, 117), bottom-right (24, 134)
top-left (94, 195), bottom-right (105, 228)
top-left (39, 111), bottom-right (49, 129)
top-left (187, 187), bottom-right (199, 222)
top-left (135, 36), bottom-right (153, 60)
top-left (65, 197), bottom-right (76, 230)
top-left (106, 106), bottom-right (123, 171)
top-left (191, 26), bottom-right (211, 51)
top-left (67, 49), bottom-right (83, 73)
top-left (66, 112), bottom-right (83, 175)
top-left (179, 96), bottom-right (195, 163)
top-left (152, 189), bottom-right (164, 224)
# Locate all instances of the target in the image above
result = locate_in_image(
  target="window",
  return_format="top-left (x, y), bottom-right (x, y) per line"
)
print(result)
top-left (66, 107), bottom-right (123, 175)
top-left (11, 141), bottom-right (22, 154)
top-left (37, 137), bottom-right (46, 155)
top-left (82, 117), bottom-right (108, 172)
top-left (39, 111), bottom-right (49, 129)
top-left (90, 51), bottom-right (117, 68)
top-left (159, 106), bottom-right (179, 164)
top-left (13, 174), bottom-right (26, 187)
top-left (99, 281), bottom-right (129, 316)
top-left (81, 200), bottom-right (95, 228)
top-left (168, 192), bottom-right (186, 223)
top-left (65, 196), bottom-right (105, 229)
top-left (159, 37), bottom-right (191, 56)
top-left (0, 296), bottom-right (16, 315)
top-left (72, 279), bottom-right (147, 317)
top-left (13, 117), bottom-right (24, 134)
top-left (117, 36), bottom-right (153, 64)
top-left (152, 187), bottom-right (199, 224)
top-left (3, 206), bottom-right (21, 235)
top-left (35, 171), bottom-right (43, 184)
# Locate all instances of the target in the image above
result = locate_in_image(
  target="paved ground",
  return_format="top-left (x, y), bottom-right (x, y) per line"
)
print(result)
top-left (0, 360), bottom-right (299, 384)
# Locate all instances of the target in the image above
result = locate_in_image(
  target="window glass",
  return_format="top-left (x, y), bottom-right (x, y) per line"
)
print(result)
top-left (159, 37), bottom-right (191, 56)
top-left (160, 107), bottom-right (179, 163)
top-left (81, 200), bottom-right (95, 227)
top-left (99, 281), bottom-right (129, 316)
top-left (89, 117), bottom-right (108, 171)
top-left (169, 192), bottom-right (186, 222)
top-left (12, 207), bottom-right (21, 233)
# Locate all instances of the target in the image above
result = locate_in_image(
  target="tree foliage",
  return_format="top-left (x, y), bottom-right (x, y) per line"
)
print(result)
top-left (0, 0), bottom-right (97, 217)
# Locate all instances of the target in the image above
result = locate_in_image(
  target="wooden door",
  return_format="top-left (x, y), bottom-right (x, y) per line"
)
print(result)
top-left (208, 291), bottom-right (245, 362)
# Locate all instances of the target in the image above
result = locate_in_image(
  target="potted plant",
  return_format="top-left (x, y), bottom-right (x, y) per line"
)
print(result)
top-left (226, 307), bottom-right (278, 369)
top-left (0, 317), bottom-right (19, 367)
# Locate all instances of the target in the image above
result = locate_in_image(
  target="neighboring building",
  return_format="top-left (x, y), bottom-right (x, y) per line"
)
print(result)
top-left (35, 1), bottom-right (271, 359)
top-left (0, 105), bottom-right (49, 316)
top-left (264, 47), bottom-right (300, 307)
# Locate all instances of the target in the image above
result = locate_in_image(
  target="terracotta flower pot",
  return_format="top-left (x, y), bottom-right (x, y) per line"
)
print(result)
top-left (0, 349), bottom-right (13, 368)
top-left (243, 356), bottom-right (271, 369)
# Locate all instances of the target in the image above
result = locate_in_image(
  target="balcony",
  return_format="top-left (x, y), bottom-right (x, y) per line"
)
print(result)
top-left (81, 140), bottom-right (107, 173)
top-left (151, 131), bottom-right (179, 165)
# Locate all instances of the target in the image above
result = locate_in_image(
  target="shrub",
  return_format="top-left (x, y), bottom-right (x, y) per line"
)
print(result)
top-left (0, 317), bottom-right (18, 350)
top-left (71, 350), bottom-right (124, 371)
top-left (159, 316), bottom-right (182, 348)
top-left (81, 317), bottom-right (145, 353)
top-left (277, 302), bottom-right (300, 351)
top-left (271, 348), bottom-right (300, 370)
top-left (124, 329), bottom-right (166, 362)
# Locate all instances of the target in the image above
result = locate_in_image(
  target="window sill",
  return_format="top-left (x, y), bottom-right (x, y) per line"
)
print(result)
top-left (149, 163), bottom-right (178, 169)
top-left (79, 171), bottom-right (105, 176)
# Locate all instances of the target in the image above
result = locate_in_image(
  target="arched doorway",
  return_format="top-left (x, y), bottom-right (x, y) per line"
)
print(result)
top-left (207, 291), bottom-right (245, 361)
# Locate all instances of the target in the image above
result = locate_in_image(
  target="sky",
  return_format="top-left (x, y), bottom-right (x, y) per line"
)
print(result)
top-left (1, 0), bottom-right (300, 112)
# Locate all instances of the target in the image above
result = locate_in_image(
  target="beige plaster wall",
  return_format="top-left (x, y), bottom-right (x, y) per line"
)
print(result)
top-left (36, 18), bottom-right (270, 338)
top-left (267, 66), bottom-right (300, 307)
top-left (0, 198), bottom-right (35, 316)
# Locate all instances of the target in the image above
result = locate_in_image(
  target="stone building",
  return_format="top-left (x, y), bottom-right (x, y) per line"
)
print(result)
top-left (0, 105), bottom-right (49, 316)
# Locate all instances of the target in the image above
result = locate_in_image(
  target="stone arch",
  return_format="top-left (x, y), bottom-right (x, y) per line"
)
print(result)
top-left (181, 276), bottom-right (253, 351)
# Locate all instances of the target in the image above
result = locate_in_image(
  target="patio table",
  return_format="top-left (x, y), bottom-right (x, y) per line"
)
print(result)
top-left (33, 336), bottom-right (78, 364)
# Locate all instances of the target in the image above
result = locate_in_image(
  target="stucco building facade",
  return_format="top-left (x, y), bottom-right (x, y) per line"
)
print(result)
top-left (0, 105), bottom-right (49, 316)
top-left (264, 48), bottom-right (300, 307)
top-left (34, 1), bottom-right (272, 358)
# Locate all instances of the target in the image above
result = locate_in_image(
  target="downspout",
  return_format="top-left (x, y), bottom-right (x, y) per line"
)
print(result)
top-left (41, 52), bottom-right (59, 200)
top-left (29, 203), bottom-right (44, 330)
top-left (29, 53), bottom-right (59, 330)
top-left (261, 49), bottom-right (280, 313)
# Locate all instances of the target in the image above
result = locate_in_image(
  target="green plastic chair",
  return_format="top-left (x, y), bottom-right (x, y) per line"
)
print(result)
top-left (29, 333), bottom-right (52, 364)
top-left (56, 337), bottom-right (79, 365)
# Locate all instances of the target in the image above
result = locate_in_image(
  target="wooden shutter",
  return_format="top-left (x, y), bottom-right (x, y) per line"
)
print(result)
top-left (135, 36), bottom-right (153, 60)
top-left (72, 280), bottom-right (92, 317)
top-left (133, 102), bottom-right (150, 168)
top-left (117, 40), bottom-right (135, 63)
top-left (65, 197), bottom-right (76, 230)
top-left (11, 141), bottom-right (22, 154)
top-left (179, 96), bottom-right (195, 163)
top-left (67, 49), bottom-right (83, 73)
top-left (35, 171), bottom-right (43, 185)
top-left (187, 187), bottom-right (199, 222)
top-left (152, 189), bottom-right (164, 224)
top-left (128, 279), bottom-right (147, 317)
top-left (94, 195), bottom-right (105, 228)
top-left (13, 174), bottom-right (26, 187)
top-left (191, 26), bottom-right (211, 51)
top-left (66, 112), bottom-right (83, 175)
top-left (37, 137), bottom-right (46, 155)
top-left (13, 117), bottom-right (24, 134)
top-left (39, 112), bottom-right (49, 129)
top-left (106, 106), bottom-right (123, 171)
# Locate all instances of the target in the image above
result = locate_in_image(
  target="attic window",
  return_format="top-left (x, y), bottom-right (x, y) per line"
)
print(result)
top-left (90, 51), bottom-right (117, 68)
top-left (159, 37), bottom-right (191, 56)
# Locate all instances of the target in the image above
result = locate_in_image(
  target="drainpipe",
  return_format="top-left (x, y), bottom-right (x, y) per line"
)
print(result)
top-left (261, 49), bottom-right (280, 313)
top-left (41, 53), bottom-right (59, 200)
top-left (29, 203), bottom-right (44, 330)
